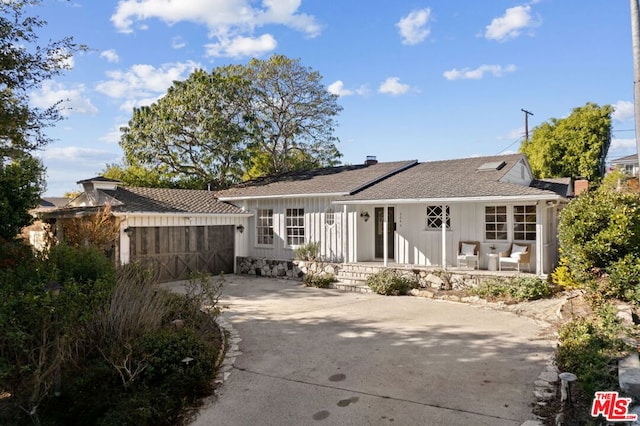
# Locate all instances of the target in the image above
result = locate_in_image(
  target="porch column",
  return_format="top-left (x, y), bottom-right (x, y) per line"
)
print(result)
top-left (441, 204), bottom-right (447, 270)
top-left (342, 204), bottom-right (348, 264)
top-left (536, 202), bottom-right (544, 276)
top-left (119, 219), bottom-right (130, 265)
top-left (383, 206), bottom-right (388, 267)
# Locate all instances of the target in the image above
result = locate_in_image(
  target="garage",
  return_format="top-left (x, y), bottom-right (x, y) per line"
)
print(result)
top-left (128, 225), bottom-right (235, 283)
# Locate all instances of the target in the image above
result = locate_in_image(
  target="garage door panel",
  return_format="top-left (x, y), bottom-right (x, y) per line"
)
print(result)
top-left (129, 225), bottom-right (234, 283)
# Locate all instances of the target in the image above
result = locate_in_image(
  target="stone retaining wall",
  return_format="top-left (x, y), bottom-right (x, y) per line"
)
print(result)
top-left (235, 256), bottom-right (342, 279)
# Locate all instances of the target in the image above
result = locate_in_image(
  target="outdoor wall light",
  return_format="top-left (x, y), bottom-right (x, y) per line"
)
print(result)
top-left (123, 227), bottom-right (131, 234)
top-left (236, 224), bottom-right (245, 233)
top-left (360, 211), bottom-right (370, 222)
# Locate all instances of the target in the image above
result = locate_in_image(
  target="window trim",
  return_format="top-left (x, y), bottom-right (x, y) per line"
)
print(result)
top-left (513, 204), bottom-right (537, 241)
top-left (285, 208), bottom-right (305, 247)
top-left (425, 205), bottom-right (450, 230)
top-left (255, 208), bottom-right (274, 246)
top-left (484, 205), bottom-right (508, 241)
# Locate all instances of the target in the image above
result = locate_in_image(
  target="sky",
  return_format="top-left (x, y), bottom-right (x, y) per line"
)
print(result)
top-left (28, 0), bottom-right (637, 196)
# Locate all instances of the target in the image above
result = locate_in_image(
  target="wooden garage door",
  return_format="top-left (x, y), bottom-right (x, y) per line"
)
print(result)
top-left (129, 225), bottom-right (235, 283)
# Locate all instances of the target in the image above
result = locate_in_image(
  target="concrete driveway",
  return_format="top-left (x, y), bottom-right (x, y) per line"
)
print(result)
top-left (168, 275), bottom-right (553, 426)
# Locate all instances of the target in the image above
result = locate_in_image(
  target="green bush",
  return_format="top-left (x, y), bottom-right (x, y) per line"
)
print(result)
top-left (303, 273), bottom-right (335, 288)
top-left (366, 270), bottom-right (418, 296)
top-left (294, 241), bottom-right (320, 261)
top-left (46, 243), bottom-right (115, 285)
top-left (605, 254), bottom-right (640, 304)
top-left (556, 304), bottom-right (628, 396)
top-left (472, 276), bottom-right (553, 303)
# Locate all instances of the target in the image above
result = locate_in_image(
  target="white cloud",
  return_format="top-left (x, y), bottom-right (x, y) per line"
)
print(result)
top-left (30, 81), bottom-right (97, 117)
top-left (328, 80), bottom-right (353, 97)
top-left (99, 123), bottom-right (127, 144)
top-left (613, 100), bottom-right (634, 121)
top-left (95, 60), bottom-right (200, 110)
top-left (42, 146), bottom-right (116, 163)
top-left (172, 36), bottom-right (187, 49)
top-left (443, 64), bottom-right (517, 80)
top-left (111, 0), bottom-right (321, 60)
top-left (397, 7), bottom-right (431, 45)
top-left (485, 5), bottom-right (540, 42)
top-left (100, 49), bottom-right (120, 63)
top-left (378, 77), bottom-right (410, 95)
top-left (610, 138), bottom-right (637, 151)
top-left (205, 34), bottom-right (277, 58)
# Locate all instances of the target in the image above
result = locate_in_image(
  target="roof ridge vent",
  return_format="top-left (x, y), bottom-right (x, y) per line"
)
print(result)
top-left (477, 160), bottom-right (506, 171)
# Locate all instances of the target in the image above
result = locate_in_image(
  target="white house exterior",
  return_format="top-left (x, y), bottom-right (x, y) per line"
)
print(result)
top-left (610, 154), bottom-right (640, 176)
top-left (216, 154), bottom-right (568, 275)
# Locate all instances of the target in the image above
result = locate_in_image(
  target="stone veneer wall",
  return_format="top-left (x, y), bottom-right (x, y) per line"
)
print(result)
top-left (235, 257), bottom-right (341, 280)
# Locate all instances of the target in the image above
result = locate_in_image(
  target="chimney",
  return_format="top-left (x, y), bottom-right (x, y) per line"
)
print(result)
top-left (365, 155), bottom-right (378, 166)
top-left (573, 178), bottom-right (589, 196)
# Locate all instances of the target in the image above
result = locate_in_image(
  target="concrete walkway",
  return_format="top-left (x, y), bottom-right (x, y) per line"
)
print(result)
top-left (166, 275), bottom-right (555, 426)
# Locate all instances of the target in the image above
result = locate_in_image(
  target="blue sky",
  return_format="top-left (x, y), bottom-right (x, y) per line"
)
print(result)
top-left (31, 0), bottom-right (636, 195)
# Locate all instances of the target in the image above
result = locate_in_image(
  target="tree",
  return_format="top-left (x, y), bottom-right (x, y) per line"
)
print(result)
top-left (0, 155), bottom-right (45, 240)
top-left (119, 55), bottom-right (343, 188)
top-left (520, 103), bottom-right (613, 181)
top-left (120, 69), bottom-right (252, 190)
top-left (0, 1), bottom-right (84, 240)
top-left (240, 55), bottom-right (343, 175)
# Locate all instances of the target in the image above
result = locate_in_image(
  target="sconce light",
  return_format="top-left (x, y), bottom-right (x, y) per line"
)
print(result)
top-left (123, 227), bottom-right (131, 235)
top-left (236, 224), bottom-right (245, 233)
top-left (360, 211), bottom-right (370, 222)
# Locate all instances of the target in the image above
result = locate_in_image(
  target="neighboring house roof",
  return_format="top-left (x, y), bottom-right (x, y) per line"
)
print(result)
top-left (610, 154), bottom-right (639, 164)
top-left (76, 176), bottom-right (121, 184)
top-left (215, 160), bottom-right (418, 200)
top-left (30, 197), bottom-right (71, 216)
top-left (337, 154), bottom-right (561, 203)
top-left (52, 186), bottom-right (247, 216)
top-left (530, 178), bottom-right (572, 198)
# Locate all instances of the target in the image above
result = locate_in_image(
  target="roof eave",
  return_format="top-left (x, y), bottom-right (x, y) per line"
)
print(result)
top-left (218, 192), bottom-right (350, 201)
top-left (334, 193), bottom-right (564, 205)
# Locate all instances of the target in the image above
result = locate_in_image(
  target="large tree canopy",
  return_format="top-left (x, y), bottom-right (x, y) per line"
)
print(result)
top-left (520, 102), bottom-right (612, 181)
top-left (120, 69), bottom-right (251, 190)
top-left (0, 1), bottom-right (83, 240)
top-left (241, 54), bottom-right (343, 176)
top-left (118, 54), bottom-right (342, 189)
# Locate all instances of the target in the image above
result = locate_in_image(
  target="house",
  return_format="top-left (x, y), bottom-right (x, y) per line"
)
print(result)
top-left (216, 153), bottom-right (567, 275)
top-left (47, 177), bottom-right (251, 282)
top-left (23, 197), bottom-right (72, 250)
top-left (610, 154), bottom-right (639, 176)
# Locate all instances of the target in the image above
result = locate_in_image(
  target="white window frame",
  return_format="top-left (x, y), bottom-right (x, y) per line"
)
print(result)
top-left (513, 205), bottom-right (536, 241)
top-left (485, 205), bottom-right (508, 241)
top-left (286, 208), bottom-right (305, 247)
top-left (425, 205), bottom-right (450, 230)
top-left (256, 208), bottom-right (274, 246)
top-left (325, 208), bottom-right (335, 227)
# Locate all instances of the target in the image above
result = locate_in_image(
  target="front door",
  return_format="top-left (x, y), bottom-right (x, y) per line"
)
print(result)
top-left (374, 207), bottom-right (395, 259)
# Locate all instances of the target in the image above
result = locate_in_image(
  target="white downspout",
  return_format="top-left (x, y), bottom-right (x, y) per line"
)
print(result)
top-left (383, 206), bottom-right (388, 267)
top-left (441, 204), bottom-right (447, 270)
top-left (342, 204), bottom-right (348, 264)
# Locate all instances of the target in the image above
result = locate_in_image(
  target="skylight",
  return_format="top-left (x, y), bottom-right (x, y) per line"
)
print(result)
top-left (477, 161), bottom-right (506, 171)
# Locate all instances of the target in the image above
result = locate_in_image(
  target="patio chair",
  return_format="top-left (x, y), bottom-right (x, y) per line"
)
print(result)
top-left (498, 243), bottom-right (531, 272)
top-left (457, 241), bottom-right (480, 269)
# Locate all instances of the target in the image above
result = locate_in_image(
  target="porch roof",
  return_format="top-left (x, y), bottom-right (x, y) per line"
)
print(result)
top-left (335, 154), bottom-right (561, 203)
top-left (215, 160), bottom-right (417, 200)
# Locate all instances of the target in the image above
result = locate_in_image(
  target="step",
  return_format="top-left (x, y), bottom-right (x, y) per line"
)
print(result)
top-left (332, 281), bottom-right (372, 293)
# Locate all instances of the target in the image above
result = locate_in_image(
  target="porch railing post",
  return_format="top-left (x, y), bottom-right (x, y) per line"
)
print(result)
top-left (342, 205), bottom-right (348, 264)
top-left (383, 206), bottom-right (388, 267)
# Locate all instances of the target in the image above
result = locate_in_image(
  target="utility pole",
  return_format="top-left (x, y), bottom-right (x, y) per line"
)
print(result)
top-left (521, 109), bottom-right (534, 142)
top-left (630, 0), bottom-right (640, 173)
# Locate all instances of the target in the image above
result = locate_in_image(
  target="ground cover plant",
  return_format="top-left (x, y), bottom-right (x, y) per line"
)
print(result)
top-left (471, 276), bottom-right (554, 303)
top-left (0, 241), bottom-right (223, 426)
top-left (366, 269), bottom-right (418, 296)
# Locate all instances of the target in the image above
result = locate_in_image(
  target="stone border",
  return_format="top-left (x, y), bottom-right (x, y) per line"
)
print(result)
top-left (214, 315), bottom-right (242, 386)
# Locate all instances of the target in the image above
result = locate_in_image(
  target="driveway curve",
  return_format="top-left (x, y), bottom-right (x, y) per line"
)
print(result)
top-left (168, 275), bottom-right (553, 426)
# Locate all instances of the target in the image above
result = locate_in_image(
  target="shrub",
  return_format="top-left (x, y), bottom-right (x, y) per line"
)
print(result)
top-left (303, 273), bottom-right (335, 288)
top-left (366, 270), bottom-right (418, 295)
top-left (46, 243), bottom-right (115, 285)
top-left (556, 304), bottom-right (629, 396)
top-left (605, 254), bottom-right (640, 304)
top-left (472, 276), bottom-right (553, 303)
top-left (294, 241), bottom-right (320, 261)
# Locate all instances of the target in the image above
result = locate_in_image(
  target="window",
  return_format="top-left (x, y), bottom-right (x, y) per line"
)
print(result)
top-left (426, 205), bottom-right (450, 229)
top-left (286, 208), bottom-right (305, 246)
top-left (325, 208), bottom-right (335, 226)
top-left (485, 206), bottom-right (507, 240)
top-left (256, 209), bottom-right (274, 245)
top-left (514, 205), bottom-right (536, 241)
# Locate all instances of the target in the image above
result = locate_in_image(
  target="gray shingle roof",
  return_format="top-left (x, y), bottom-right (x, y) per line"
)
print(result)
top-left (611, 154), bottom-right (638, 163)
top-left (105, 187), bottom-right (246, 214)
top-left (215, 160), bottom-right (417, 199)
top-left (339, 154), bottom-right (560, 201)
top-left (530, 178), bottom-right (572, 197)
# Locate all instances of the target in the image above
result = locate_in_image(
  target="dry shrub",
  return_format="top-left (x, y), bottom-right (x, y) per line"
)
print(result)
top-left (60, 204), bottom-right (120, 249)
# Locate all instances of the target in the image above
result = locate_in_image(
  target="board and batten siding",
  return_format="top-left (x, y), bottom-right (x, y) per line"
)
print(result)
top-left (242, 196), bottom-right (344, 261)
